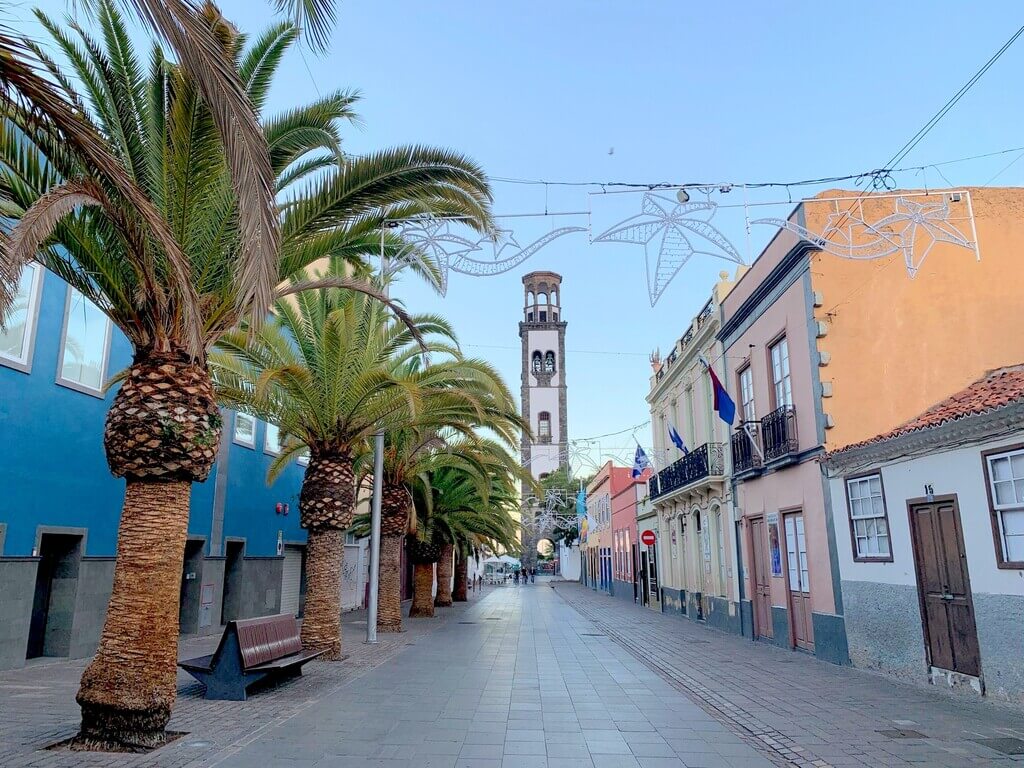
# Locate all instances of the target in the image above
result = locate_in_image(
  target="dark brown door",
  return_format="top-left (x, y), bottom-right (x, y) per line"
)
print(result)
top-left (749, 518), bottom-right (773, 639)
top-left (783, 513), bottom-right (814, 651)
top-left (909, 499), bottom-right (981, 677)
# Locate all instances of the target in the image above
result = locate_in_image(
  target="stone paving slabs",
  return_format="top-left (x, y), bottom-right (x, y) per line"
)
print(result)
top-left (4, 580), bottom-right (1023, 767)
top-left (553, 581), bottom-right (1024, 767)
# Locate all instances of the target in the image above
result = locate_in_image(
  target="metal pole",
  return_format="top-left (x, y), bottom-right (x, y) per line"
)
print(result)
top-left (366, 430), bottom-right (384, 643)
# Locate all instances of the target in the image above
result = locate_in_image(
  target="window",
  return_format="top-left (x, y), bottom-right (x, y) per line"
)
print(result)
top-left (526, 291), bottom-right (535, 306)
top-left (984, 447), bottom-right (1024, 567)
top-left (233, 412), bottom-right (256, 447)
top-left (298, 448), bottom-right (310, 466)
top-left (714, 509), bottom-right (726, 594)
top-left (739, 366), bottom-right (755, 423)
top-left (544, 351), bottom-right (555, 373)
top-left (532, 351), bottom-right (542, 372)
top-left (58, 287), bottom-right (111, 395)
top-left (846, 473), bottom-right (891, 560)
top-left (769, 337), bottom-right (792, 408)
top-left (0, 263), bottom-right (43, 372)
top-left (538, 412), bottom-right (551, 439)
top-left (539, 292), bottom-right (548, 305)
top-left (539, 311), bottom-right (547, 322)
top-left (264, 422), bottom-right (282, 455)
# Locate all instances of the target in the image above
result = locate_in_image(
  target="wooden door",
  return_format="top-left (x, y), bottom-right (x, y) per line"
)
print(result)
top-left (749, 518), bottom-right (772, 639)
top-left (909, 499), bottom-right (981, 676)
top-left (783, 513), bottom-right (814, 651)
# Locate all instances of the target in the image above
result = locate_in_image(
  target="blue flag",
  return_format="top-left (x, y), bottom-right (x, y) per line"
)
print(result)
top-left (668, 424), bottom-right (688, 454)
top-left (632, 444), bottom-right (651, 478)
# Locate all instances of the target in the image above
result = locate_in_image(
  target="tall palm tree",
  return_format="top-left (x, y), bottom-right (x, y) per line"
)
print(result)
top-left (210, 273), bottom-right (506, 657)
top-left (354, 366), bottom-right (524, 632)
top-left (0, 5), bottom-right (491, 749)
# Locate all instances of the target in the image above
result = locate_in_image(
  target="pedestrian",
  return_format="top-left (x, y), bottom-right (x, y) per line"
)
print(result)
top-left (531, 568), bottom-right (536, 584)
top-left (513, 569), bottom-right (519, 586)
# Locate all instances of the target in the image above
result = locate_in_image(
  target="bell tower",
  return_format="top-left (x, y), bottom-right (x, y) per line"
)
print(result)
top-left (519, 271), bottom-right (569, 568)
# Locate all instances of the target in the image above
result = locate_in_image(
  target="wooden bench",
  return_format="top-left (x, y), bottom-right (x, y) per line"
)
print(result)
top-left (178, 614), bottom-right (324, 700)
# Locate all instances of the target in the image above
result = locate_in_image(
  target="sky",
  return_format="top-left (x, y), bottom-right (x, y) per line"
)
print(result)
top-left (16, 1), bottom-right (1024, 473)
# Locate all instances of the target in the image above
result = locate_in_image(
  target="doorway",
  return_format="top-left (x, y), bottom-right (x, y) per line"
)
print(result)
top-left (782, 512), bottom-right (814, 651)
top-left (221, 540), bottom-right (244, 624)
top-left (179, 539), bottom-right (205, 633)
top-left (27, 533), bottom-right (83, 659)
top-left (908, 497), bottom-right (981, 678)
top-left (749, 517), bottom-right (772, 639)
top-left (691, 511), bottom-right (705, 620)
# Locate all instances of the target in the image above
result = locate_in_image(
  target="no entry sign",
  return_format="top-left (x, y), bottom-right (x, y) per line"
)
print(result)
top-left (641, 529), bottom-right (656, 546)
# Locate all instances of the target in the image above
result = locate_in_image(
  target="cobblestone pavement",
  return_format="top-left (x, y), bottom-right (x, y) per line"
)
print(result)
top-left (0, 592), bottom-right (480, 768)
top-left (553, 582), bottom-right (1024, 767)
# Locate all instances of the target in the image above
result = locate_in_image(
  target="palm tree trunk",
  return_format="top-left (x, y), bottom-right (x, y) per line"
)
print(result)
top-left (301, 528), bottom-right (343, 659)
top-left (376, 534), bottom-right (404, 632)
top-left (76, 351), bottom-right (220, 751)
top-left (453, 553), bottom-right (468, 602)
top-left (434, 544), bottom-right (453, 607)
top-left (75, 480), bottom-right (191, 751)
top-left (409, 562), bottom-right (435, 618)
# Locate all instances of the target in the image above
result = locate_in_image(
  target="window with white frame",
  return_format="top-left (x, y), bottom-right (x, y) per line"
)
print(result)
top-left (264, 422), bottom-right (282, 455)
top-left (1, 263), bottom-right (43, 371)
top-left (985, 447), bottom-right (1024, 566)
top-left (846, 474), bottom-right (891, 560)
top-left (233, 412), bottom-right (256, 447)
top-left (714, 509), bottom-right (726, 595)
top-left (769, 336), bottom-right (792, 408)
top-left (58, 287), bottom-right (111, 394)
top-left (739, 366), bottom-right (755, 423)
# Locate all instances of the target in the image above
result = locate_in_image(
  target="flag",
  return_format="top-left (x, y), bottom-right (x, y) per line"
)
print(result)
top-left (706, 362), bottom-right (736, 426)
top-left (632, 444), bottom-right (651, 478)
top-left (668, 424), bottom-right (688, 454)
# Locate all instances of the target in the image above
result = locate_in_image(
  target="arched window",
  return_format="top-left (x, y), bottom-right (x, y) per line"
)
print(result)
top-left (527, 290), bottom-right (535, 306)
top-left (544, 351), bottom-right (555, 373)
top-left (539, 292), bottom-right (549, 305)
top-left (538, 411), bottom-right (551, 439)
top-left (552, 289), bottom-right (558, 306)
top-left (532, 351), bottom-right (542, 372)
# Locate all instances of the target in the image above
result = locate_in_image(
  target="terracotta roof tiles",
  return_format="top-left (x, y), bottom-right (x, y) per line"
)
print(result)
top-left (830, 364), bottom-right (1024, 455)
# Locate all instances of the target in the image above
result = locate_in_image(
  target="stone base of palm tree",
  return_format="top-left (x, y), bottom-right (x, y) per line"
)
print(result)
top-left (453, 555), bottom-right (468, 602)
top-left (301, 528), bottom-right (343, 660)
top-left (74, 480), bottom-right (190, 752)
top-left (409, 563), bottom-right (435, 618)
top-left (434, 544), bottom-right (453, 607)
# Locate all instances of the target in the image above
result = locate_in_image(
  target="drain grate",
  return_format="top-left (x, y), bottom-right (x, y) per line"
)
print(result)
top-left (458, 621), bottom-right (477, 624)
top-left (484, 617), bottom-right (502, 621)
top-left (877, 729), bottom-right (927, 739)
top-left (580, 633), bottom-right (605, 637)
top-left (972, 738), bottom-right (1024, 755)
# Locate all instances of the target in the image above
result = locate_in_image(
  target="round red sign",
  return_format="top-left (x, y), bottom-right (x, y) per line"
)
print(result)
top-left (641, 529), bottom-right (656, 546)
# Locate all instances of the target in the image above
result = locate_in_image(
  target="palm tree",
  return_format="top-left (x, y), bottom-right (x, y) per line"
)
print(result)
top-left (211, 273), bottom-right (506, 657)
top-left (0, 5), bottom-right (491, 749)
top-left (354, 364), bottom-right (524, 632)
top-left (407, 456), bottom-right (521, 617)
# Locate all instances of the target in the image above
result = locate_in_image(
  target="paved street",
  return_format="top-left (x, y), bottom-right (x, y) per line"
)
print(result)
top-left (2, 581), bottom-right (1022, 768)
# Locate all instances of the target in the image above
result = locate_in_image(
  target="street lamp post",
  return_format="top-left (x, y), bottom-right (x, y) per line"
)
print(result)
top-left (365, 429), bottom-right (384, 644)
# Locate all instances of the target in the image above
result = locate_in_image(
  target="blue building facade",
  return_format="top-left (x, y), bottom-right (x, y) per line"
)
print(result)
top-left (0, 267), bottom-right (311, 670)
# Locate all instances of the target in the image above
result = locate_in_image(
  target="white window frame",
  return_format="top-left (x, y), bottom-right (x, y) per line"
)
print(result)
top-left (985, 447), bottom-right (1024, 566)
top-left (739, 366), bottom-right (755, 423)
top-left (264, 422), bottom-right (282, 456)
top-left (56, 286), bottom-right (112, 398)
top-left (846, 473), bottom-right (891, 561)
top-left (233, 411), bottom-right (256, 448)
top-left (0, 263), bottom-right (44, 373)
top-left (769, 336), bottom-right (792, 408)
top-left (538, 412), bottom-right (551, 439)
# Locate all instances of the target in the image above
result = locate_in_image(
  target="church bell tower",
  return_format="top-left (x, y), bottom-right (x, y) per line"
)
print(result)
top-left (519, 271), bottom-right (569, 568)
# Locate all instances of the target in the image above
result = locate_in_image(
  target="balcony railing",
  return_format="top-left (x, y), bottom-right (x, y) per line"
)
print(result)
top-left (761, 405), bottom-right (798, 461)
top-left (650, 442), bottom-right (724, 500)
top-left (731, 427), bottom-right (762, 475)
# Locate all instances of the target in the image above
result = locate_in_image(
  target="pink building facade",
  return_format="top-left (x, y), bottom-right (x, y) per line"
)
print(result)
top-left (582, 462), bottom-right (633, 594)
top-left (611, 471), bottom-right (646, 604)
top-left (720, 226), bottom-right (848, 664)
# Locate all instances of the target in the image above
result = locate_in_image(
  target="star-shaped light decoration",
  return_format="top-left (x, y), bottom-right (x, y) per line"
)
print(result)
top-left (449, 225), bottom-right (587, 277)
top-left (753, 196), bottom-right (976, 278)
top-left (592, 193), bottom-right (746, 306)
top-left (390, 216), bottom-right (481, 295)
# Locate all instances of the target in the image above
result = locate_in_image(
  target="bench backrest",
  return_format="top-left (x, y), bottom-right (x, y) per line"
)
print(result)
top-left (232, 614), bottom-right (302, 669)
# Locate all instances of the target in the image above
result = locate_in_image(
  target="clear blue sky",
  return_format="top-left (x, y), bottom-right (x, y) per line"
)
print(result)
top-left (18, 1), bottom-right (1024, 472)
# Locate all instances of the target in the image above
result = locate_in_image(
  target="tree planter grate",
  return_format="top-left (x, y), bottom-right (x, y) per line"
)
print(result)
top-left (877, 729), bottom-right (927, 739)
top-left (972, 738), bottom-right (1024, 755)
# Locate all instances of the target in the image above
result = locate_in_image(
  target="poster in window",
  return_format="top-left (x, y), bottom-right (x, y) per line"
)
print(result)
top-left (768, 519), bottom-right (783, 577)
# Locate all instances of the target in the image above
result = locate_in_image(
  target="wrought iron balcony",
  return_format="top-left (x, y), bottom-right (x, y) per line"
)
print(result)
top-left (650, 442), bottom-right (725, 500)
top-left (761, 405), bottom-right (798, 462)
top-left (731, 427), bottom-right (762, 476)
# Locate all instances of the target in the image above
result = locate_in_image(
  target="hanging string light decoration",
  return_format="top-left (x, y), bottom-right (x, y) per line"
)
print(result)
top-left (751, 193), bottom-right (979, 277)
top-left (591, 192), bottom-right (746, 306)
